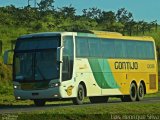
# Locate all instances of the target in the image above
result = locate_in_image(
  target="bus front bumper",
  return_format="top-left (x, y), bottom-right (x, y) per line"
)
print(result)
top-left (14, 88), bottom-right (61, 100)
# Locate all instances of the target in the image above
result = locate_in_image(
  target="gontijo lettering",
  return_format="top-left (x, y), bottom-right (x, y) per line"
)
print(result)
top-left (115, 62), bottom-right (138, 70)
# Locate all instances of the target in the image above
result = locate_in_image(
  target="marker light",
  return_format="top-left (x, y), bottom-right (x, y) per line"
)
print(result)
top-left (49, 82), bottom-right (60, 88)
top-left (14, 85), bottom-right (21, 89)
top-left (17, 97), bottom-right (21, 99)
top-left (54, 94), bottom-right (58, 97)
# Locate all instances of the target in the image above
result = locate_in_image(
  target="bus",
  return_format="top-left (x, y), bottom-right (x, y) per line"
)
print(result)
top-left (4, 31), bottom-right (158, 106)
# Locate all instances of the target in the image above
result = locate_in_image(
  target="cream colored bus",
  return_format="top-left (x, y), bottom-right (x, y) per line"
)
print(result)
top-left (4, 31), bottom-right (158, 106)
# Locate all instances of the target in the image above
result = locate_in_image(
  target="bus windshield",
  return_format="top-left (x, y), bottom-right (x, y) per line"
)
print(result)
top-left (14, 36), bottom-right (60, 82)
top-left (14, 49), bottom-right (59, 81)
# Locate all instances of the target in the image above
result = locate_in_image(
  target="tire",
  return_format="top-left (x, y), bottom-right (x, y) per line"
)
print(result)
top-left (72, 84), bottom-right (85, 105)
top-left (34, 100), bottom-right (46, 106)
top-left (136, 83), bottom-right (145, 101)
top-left (121, 83), bottom-right (137, 102)
top-left (129, 83), bottom-right (137, 101)
top-left (89, 96), bottom-right (109, 103)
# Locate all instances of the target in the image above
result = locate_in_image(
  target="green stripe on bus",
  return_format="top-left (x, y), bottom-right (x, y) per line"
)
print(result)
top-left (88, 59), bottom-right (119, 89)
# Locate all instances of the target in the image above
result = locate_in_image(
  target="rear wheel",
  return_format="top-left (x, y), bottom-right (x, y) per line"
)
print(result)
top-left (89, 96), bottom-right (109, 103)
top-left (129, 83), bottom-right (137, 101)
top-left (121, 83), bottom-right (137, 102)
top-left (72, 84), bottom-right (85, 105)
top-left (136, 83), bottom-right (145, 101)
top-left (34, 100), bottom-right (46, 106)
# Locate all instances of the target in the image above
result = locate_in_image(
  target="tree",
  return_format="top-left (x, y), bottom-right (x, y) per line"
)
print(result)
top-left (98, 11), bottom-right (116, 30)
top-left (82, 7), bottom-right (101, 19)
top-left (72, 17), bottom-right (97, 32)
top-left (125, 20), bottom-right (136, 36)
top-left (58, 4), bottom-right (76, 19)
top-left (150, 20), bottom-right (158, 32)
top-left (0, 5), bottom-right (18, 26)
top-left (137, 21), bottom-right (148, 35)
top-left (116, 8), bottom-right (134, 35)
top-left (37, 0), bottom-right (54, 11)
top-left (116, 8), bottom-right (133, 24)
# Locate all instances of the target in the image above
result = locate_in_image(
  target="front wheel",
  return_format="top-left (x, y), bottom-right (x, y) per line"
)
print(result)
top-left (72, 84), bottom-right (85, 105)
top-left (136, 83), bottom-right (145, 101)
top-left (34, 100), bottom-right (46, 106)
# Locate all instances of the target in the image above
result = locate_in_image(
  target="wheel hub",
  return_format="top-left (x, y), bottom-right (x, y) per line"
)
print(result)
top-left (78, 89), bottom-right (84, 101)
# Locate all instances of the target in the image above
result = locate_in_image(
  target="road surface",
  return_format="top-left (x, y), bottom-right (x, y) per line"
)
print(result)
top-left (0, 97), bottom-right (160, 114)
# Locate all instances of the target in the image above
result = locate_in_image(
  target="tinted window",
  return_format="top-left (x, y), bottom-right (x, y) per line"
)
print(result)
top-left (101, 39), bottom-right (115, 58)
top-left (16, 37), bottom-right (60, 51)
top-left (76, 37), bottom-right (89, 57)
top-left (126, 41), bottom-right (137, 58)
top-left (115, 40), bottom-right (126, 58)
top-left (88, 38), bottom-right (101, 57)
top-left (146, 42), bottom-right (155, 59)
top-left (76, 36), bottom-right (155, 60)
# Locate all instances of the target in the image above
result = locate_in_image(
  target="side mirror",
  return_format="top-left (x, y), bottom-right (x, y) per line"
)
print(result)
top-left (57, 46), bottom-right (64, 63)
top-left (3, 50), bottom-right (14, 65)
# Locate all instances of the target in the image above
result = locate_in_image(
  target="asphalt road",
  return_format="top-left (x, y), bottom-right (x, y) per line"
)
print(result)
top-left (0, 97), bottom-right (160, 114)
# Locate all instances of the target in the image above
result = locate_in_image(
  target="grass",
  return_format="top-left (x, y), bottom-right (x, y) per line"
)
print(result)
top-left (1, 101), bottom-right (160, 120)
top-left (33, 102), bottom-right (160, 114)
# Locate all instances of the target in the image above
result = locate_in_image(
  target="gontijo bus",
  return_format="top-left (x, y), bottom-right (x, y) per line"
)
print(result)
top-left (4, 31), bottom-right (158, 106)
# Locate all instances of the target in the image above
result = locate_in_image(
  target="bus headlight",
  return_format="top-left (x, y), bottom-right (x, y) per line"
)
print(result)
top-left (49, 82), bottom-right (60, 88)
top-left (14, 85), bottom-right (21, 89)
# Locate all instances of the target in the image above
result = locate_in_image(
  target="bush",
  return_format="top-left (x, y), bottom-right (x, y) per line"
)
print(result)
top-left (0, 61), bottom-right (12, 95)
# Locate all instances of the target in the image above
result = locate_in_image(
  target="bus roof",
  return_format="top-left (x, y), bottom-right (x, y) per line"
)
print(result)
top-left (18, 32), bottom-right (61, 39)
top-left (18, 32), bottom-right (77, 39)
top-left (18, 31), bottom-right (154, 42)
top-left (88, 30), bottom-right (154, 41)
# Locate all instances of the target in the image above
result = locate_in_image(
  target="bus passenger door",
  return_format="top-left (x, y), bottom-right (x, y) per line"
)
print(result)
top-left (60, 36), bottom-right (76, 98)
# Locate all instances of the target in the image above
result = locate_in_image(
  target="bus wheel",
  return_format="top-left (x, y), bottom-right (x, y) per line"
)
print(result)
top-left (72, 84), bottom-right (85, 105)
top-left (89, 96), bottom-right (109, 103)
top-left (136, 83), bottom-right (144, 101)
top-left (34, 100), bottom-right (46, 106)
top-left (129, 83), bottom-right (137, 102)
top-left (121, 83), bottom-right (137, 102)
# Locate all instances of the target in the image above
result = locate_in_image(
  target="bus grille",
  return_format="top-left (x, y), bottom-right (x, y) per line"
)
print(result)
top-left (21, 82), bottom-right (49, 90)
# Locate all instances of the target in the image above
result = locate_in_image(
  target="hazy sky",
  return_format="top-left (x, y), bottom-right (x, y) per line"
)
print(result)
top-left (0, 0), bottom-right (160, 23)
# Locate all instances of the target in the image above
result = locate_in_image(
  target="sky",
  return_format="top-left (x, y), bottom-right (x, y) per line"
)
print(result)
top-left (0, 0), bottom-right (160, 23)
